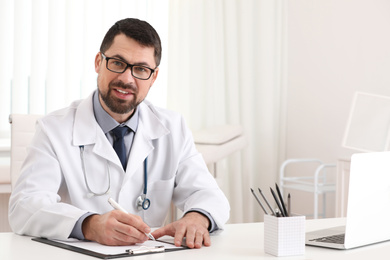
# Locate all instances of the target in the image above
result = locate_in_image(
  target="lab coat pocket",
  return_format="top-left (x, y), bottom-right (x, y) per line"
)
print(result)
top-left (143, 177), bottom-right (175, 227)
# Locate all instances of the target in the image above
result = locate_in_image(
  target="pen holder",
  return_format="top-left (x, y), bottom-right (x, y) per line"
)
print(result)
top-left (264, 214), bottom-right (305, 257)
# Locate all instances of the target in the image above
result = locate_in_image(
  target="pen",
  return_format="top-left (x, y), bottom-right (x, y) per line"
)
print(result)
top-left (269, 187), bottom-right (285, 217)
top-left (250, 188), bottom-right (268, 215)
top-left (108, 198), bottom-right (155, 241)
top-left (258, 188), bottom-right (275, 215)
top-left (275, 183), bottom-right (288, 217)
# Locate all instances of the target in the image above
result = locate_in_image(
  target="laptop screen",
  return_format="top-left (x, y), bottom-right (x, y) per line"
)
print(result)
top-left (344, 152), bottom-right (390, 248)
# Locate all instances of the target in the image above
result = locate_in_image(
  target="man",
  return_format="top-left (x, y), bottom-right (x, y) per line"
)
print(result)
top-left (9, 18), bottom-right (230, 249)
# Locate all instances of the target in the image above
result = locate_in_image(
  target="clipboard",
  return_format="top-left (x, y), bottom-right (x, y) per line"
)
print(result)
top-left (32, 237), bottom-right (188, 259)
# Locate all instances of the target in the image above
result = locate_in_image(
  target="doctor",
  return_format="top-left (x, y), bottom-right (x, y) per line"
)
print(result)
top-left (9, 18), bottom-right (230, 249)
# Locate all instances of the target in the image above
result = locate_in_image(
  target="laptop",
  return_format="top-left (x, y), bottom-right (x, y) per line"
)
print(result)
top-left (306, 151), bottom-right (390, 249)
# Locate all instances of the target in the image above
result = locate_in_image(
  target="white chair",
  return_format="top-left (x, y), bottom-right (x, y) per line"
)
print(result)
top-left (193, 124), bottom-right (247, 177)
top-left (0, 157), bottom-right (11, 193)
top-left (168, 124), bottom-right (246, 222)
top-left (279, 158), bottom-right (336, 219)
top-left (9, 114), bottom-right (42, 190)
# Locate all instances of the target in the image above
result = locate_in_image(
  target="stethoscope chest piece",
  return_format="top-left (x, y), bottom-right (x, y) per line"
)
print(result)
top-left (136, 194), bottom-right (151, 210)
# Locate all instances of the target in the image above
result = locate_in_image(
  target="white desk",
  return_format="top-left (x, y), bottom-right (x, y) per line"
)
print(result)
top-left (1, 218), bottom-right (389, 260)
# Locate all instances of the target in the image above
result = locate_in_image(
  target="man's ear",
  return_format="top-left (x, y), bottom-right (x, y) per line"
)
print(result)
top-left (150, 67), bottom-right (159, 86)
top-left (95, 52), bottom-right (102, 73)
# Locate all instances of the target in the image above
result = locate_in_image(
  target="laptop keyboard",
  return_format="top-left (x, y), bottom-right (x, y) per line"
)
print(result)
top-left (309, 234), bottom-right (345, 244)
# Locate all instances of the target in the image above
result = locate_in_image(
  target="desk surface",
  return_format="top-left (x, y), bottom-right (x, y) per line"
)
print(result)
top-left (1, 218), bottom-right (388, 260)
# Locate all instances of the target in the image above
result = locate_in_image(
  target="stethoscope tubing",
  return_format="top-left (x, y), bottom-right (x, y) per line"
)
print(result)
top-left (79, 145), bottom-right (150, 210)
top-left (139, 157), bottom-right (150, 210)
top-left (143, 157), bottom-right (148, 195)
top-left (80, 145), bottom-right (111, 197)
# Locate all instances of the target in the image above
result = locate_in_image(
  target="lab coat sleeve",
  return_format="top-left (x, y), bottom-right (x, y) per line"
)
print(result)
top-left (8, 121), bottom-right (88, 240)
top-left (171, 117), bottom-right (230, 229)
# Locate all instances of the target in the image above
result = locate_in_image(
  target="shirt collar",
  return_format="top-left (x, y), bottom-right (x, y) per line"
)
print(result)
top-left (92, 90), bottom-right (139, 134)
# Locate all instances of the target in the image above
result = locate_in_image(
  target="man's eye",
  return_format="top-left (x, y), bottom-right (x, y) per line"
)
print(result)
top-left (135, 66), bottom-right (147, 72)
top-left (113, 61), bottom-right (125, 67)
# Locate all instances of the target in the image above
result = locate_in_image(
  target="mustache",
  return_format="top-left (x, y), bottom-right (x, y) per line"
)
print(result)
top-left (109, 80), bottom-right (137, 92)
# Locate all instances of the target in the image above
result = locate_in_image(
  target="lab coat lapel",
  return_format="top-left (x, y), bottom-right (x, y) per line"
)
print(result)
top-left (72, 93), bottom-right (121, 168)
top-left (124, 101), bottom-right (170, 179)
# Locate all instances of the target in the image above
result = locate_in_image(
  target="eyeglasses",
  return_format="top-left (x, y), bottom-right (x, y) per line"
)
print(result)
top-left (101, 53), bottom-right (156, 80)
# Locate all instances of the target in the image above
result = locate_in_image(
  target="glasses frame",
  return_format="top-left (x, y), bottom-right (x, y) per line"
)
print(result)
top-left (101, 53), bottom-right (156, 80)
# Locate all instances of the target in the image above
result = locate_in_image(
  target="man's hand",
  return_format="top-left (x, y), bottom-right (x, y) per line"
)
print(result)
top-left (82, 210), bottom-right (151, 246)
top-left (151, 212), bottom-right (211, 249)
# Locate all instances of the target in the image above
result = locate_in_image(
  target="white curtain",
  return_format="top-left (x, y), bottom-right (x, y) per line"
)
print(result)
top-left (0, 0), bottom-right (169, 138)
top-left (1, 0), bottom-right (286, 223)
top-left (167, 0), bottom-right (286, 223)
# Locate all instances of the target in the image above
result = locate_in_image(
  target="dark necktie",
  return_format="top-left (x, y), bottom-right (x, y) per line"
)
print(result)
top-left (112, 126), bottom-right (129, 170)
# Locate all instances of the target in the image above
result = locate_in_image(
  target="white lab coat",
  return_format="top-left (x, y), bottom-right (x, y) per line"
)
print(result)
top-left (8, 92), bottom-right (230, 240)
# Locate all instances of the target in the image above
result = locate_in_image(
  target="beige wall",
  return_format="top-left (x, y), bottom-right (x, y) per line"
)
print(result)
top-left (285, 0), bottom-right (390, 217)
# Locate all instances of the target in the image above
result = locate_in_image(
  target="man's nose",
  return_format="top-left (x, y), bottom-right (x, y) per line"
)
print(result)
top-left (117, 67), bottom-right (136, 83)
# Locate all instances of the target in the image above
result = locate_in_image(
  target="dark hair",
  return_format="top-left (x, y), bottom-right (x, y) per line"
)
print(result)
top-left (100, 18), bottom-right (162, 67)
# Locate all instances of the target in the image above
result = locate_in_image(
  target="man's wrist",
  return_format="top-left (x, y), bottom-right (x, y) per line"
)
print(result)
top-left (69, 212), bottom-right (95, 240)
top-left (184, 211), bottom-right (210, 229)
top-left (184, 209), bottom-right (218, 232)
top-left (82, 214), bottom-right (99, 241)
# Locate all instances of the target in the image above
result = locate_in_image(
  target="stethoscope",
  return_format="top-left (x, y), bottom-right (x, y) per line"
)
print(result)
top-left (79, 145), bottom-right (150, 210)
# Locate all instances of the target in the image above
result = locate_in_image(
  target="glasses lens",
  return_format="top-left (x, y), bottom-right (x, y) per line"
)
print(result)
top-left (107, 59), bottom-right (127, 73)
top-left (132, 66), bottom-right (152, 80)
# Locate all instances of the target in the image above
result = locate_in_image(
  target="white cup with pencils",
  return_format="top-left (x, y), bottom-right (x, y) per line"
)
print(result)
top-left (251, 184), bottom-right (305, 256)
top-left (264, 214), bottom-right (305, 256)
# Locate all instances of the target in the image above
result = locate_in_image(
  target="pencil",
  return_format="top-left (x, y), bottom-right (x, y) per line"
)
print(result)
top-left (258, 188), bottom-right (275, 215)
top-left (275, 183), bottom-right (288, 217)
top-left (270, 187), bottom-right (285, 217)
top-left (250, 188), bottom-right (268, 215)
top-left (288, 193), bottom-right (291, 216)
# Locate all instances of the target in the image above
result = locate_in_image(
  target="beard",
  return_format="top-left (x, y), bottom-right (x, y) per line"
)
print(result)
top-left (98, 79), bottom-right (139, 114)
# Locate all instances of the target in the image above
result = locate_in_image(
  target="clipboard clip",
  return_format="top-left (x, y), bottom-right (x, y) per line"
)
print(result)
top-left (126, 246), bottom-right (165, 255)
